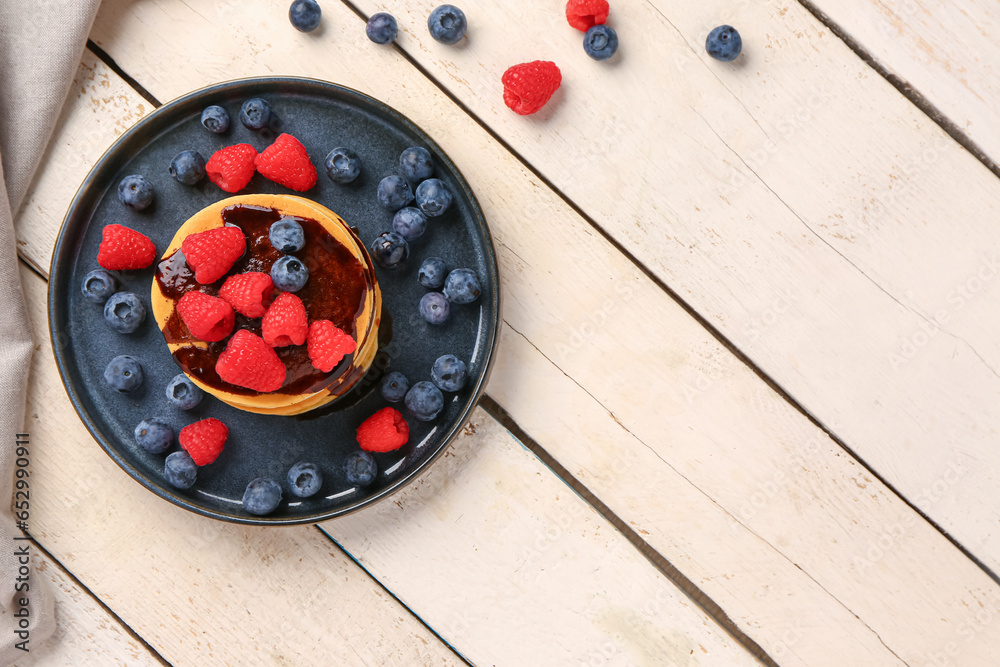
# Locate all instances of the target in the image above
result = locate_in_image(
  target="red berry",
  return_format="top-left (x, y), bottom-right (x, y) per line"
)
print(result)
top-left (179, 418), bottom-right (228, 466)
top-left (356, 407), bottom-right (409, 453)
top-left (181, 226), bottom-right (246, 284)
top-left (502, 61), bottom-right (562, 116)
top-left (215, 329), bottom-right (286, 392)
top-left (176, 291), bottom-right (235, 342)
top-left (255, 133), bottom-right (318, 192)
top-left (306, 320), bottom-right (357, 372)
top-left (97, 224), bottom-right (156, 271)
top-left (218, 272), bottom-right (274, 318)
top-left (565, 0), bottom-right (609, 31)
top-left (206, 143), bottom-right (258, 193)
top-left (261, 292), bottom-right (308, 347)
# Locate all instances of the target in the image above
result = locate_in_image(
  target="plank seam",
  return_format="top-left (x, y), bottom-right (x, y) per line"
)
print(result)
top-left (86, 40), bottom-right (163, 109)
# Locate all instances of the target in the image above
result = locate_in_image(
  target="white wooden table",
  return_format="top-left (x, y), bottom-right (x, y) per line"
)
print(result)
top-left (13, 1), bottom-right (1000, 665)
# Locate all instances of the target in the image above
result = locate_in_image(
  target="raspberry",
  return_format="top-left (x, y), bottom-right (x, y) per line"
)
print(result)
top-left (181, 226), bottom-right (247, 284)
top-left (215, 329), bottom-right (286, 392)
top-left (262, 292), bottom-right (308, 347)
top-left (255, 133), bottom-right (318, 192)
top-left (179, 418), bottom-right (228, 466)
top-left (218, 272), bottom-right (274, 318)
top-left (97, 224), bottom-right (156, 271)
top-left (306, 320), bottom-right (357, 372)
top-left (565, 0), bottom-right (609, 31)
top-left (176, 291), bottom-right (235, 342)
top-left (502, 61), bottom-right (562, 116)
top-left (356, 407), bottom-right (409, 453)
top-left (206, 143), bottom-right (258, 193)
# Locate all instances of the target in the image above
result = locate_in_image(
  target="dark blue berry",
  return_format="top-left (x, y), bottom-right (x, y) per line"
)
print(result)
top-left (117, 174), bottom-right (154, 210)
top-left (169, 150), bottom-right (206, 185)
top-left (370, 231), bottom-right (409, 269)
top-left (104, 355), bottom-right (143, 393)
top-left (287, 462), bottom-right (323, 498)
top-left (706, 25), bottom-right (742, 62)
top-left (428, 5), bottom-right (467, 44)
top-left (377, 175), bottom-right (414, 211)
top-left (380, 371), bottom-right (410, 403)
top-left (81, 269), bottom-right (118, 304)
top-left (418, 257), bottom-right (447, 289)
top-left (135, 418), bottom-right (173, 454)
top-left (200, 105), bottom-right (230, 133)
top-left (269, 218), bottom-right (305, 253)
top-left (344, 451), bottom-right (377, 486)
top-left (240, 98), bottom-right (273, 131)
top-left (243, 477), bottom-right (282, 515)
top-left (392, 207), bottom-right (427, 242)
top-left (405, 381), bottom-right (444, 421)
top-left (419, 292), bottom-right (450, 325)
top-left (399, 147), bottom-right (434, 182)
top-left (165, 373), bottom-right (204, 410)
top-left (584, 25), bottom-right (618, 61)
top-left (431, 354), bottom-right (467, 392)
top-left (103, 291), bottom-right (146, 334)
top-left (415, 178), bottom-right (452, 217)
top-left (366, 12), bottom-right (398, 44)
top-left (164, 451), bottom-right (197, 489)
top-left (443, 268), bottom-right (481, 304)
top-left (289, 0), bottom-right (321, 32)
top-left (324, 147), bottom-right (361, 184)
top-left (271, 255), bottom-right (309, 292)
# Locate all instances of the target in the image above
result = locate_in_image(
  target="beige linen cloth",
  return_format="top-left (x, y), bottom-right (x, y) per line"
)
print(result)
top-left (0, 1), bottom-right (101, 663)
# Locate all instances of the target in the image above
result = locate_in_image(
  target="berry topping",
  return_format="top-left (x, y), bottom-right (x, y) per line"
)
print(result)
top-left (165, 373), bottom-right (204, 410)
top-left (164, 451), bottom-right (197, 489)
top-left (344, 451), bottom-right (377, 486)
top-left (584, 24), bottom-right (618, 60)
top-left (706, 25), bottom-right (742, 62)
top-left (565, 0), bottom-right (609, 32)
top-left (443, 268), bottom-right (481, 304)
top-left (392, 207), bottom-right (427, 242)
top-left (287, 462), bottom-right (323, 498)
top-left (306, 319), bottom-right (357, 372)
top-left (255, 133), bottom-right (318, 191)
top-left (356, 407), bottom-right (410, 453)
top-left (419, 291), bottom-right (450, 325)
top-left (135, 418), bottom-right (173, 454)
top-left (415, 178), bottom-right (452, 217)
top-left (367, 12), bottom-right (398, 44)
top-left (289, 0), bottom-right (321, 32)
top-left (428, 4), bottom-right (467, 44)
top-left (176, 291), bottom-right (236, 342)
top-left (216, 329), bottom-right (287, 392)
top-left (370, 231), bottom-right (409, 269)
top-left (377, 174), bottom-right (414, 211)
top-left (324, 147), bottom-right (361, 184)
top-left (404, 381), bottom-right (444, 421)
top-left (104, 355), bottom-right (143, 393)
top-left (431, 354), bottom-right (468, 392)
top-left (240, 98), bottom-right (273, 131)
top-left (179, 417), bottom-right (228, 466)
top-left (502, 61), bottom-right (562, 116)
top-left (169, 150), bottom-right (206, 185)
top-left (218, 272), bottom-right (275, 318)
top-left (200, 105), bottom-right (230, 133)
top-left (270, 254), bottom-right (309, 292)
top-left (81, 269), bottom-right (119, 304)
top-left (97, 224), bottom-right (156, 271)
top-left (262, 292), bottom-right (308, 347)
top-left (180, 226), bottom-right (247, 284)
top-left (268, 218), bottom-right (305, 253)
top-left (243, 477), bottom-right (282, 515)
top-left (103, 291), bottom-right (146, 334)
top-left (399, 147), bottom-right (434, 182)
top-left (380, 371), bottom-right (410, 403)
top-left (117, 174), bottom-right (154, 210)
top-left (206, 143), bottom-right (258, 193)
top-left (417, 257), bottom-right (447, 289)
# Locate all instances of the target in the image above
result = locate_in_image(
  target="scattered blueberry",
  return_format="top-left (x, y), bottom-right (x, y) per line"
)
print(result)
top-left (289, 0), bottom-right (322, 32)
top-left (366, 12), bottom-right (398, 44)
top-left (287, 462), bottom-right (323, 498)
top-left (380, 371), bottom-right (410, 403)
top-left (165, 373), bottom-right (204, 410)
top-left (706, 25), bottom-right (742, 62)
top-left (200, 105), bottom-right (230, 133)
top-left (117, 174), bottom-right (154, 210)
top-left (419, 292), bottom-right (450, 325)
top-left (392, 207), bottom-right (428, 242)
top-left (377, 175), bottom-right (414, 211)
top-left (405, 381), bottom-right (445, 421)
top-left (417, 257), bottom-right (447, 289)
top-left (271, 255), bottom-right (310, 292)
top-left (243, 477), bottom-right (282, 515)
top-left (164, 451), bottom-right (197, 489)
top-left (169, 150), bottom-right (206, 185)
top-left (269, 218), bottom-right (305, 253)
top-left (415, 178), bottom-right (452, 217)
top-left (428, 4), bottom-right (467, 44)
top-left (103, 291), bottom-right (146, 334)
top-left (324, 147), bottom-right (361, 184)
top-left (81, 269), bottom-right (118, 304)
top-left (240, 98), bottom-right (273, 131)
top-left (443, 268), bottom-right (481, 304)
top-left (431, 354), bottom-right (468, 392)
top-left (584, 24), bottom-right (618, 61)
top-left (370, 231), bottom-right (409, 269)
top-left (104, 355), bottom-right (143, 393)
top-left (134, 418), bottom-right (173, 454)
top-left (344, 451), bottom-right (377, 486)
top-left (399, 147), bottom-right (434, 183)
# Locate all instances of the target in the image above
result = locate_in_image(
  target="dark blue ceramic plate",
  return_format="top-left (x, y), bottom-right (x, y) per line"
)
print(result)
top-left (49, 77), bottom-right (499, 525)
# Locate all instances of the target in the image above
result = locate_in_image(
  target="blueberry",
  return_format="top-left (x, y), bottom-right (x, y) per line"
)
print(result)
top-left (289, 0), bottom-right (321, 32)
top-left (135, 418), bottom-right (173, 454)
top-left (405, 381), bottom-right (444, 421)
top-left (443, 268), bottom-right (481, 304)
top-left (415, 178), bottom-right (452, 217)
top-left (169, 150), bottom-right (206, 185)
top-left (117, 174), bottom-right (154, 210)
top-left (399, 147), bottom-right (434, 182)
top-left (370, 231), bottom-right (409, 269)
top-left (584, 25), bottom-right (618, 61)
top-left (377, 175), bottom-right (414, 211)
top-left (164, 451), bottom-right (198, 489)
top-left (428, 4), bottom-right (467, 44)
top-left (104, 355), bottom-right (143, 393)
top-left (240, 98), bottom-right (272, 131)
top-left (103, 291), bottom-right (146, 334)
top-left (81, 269), bottom-right (118, 304)
top-left (419, 292), bottom-right (450, 325)
top-left (165, 373), bottom-right (204, 410)
top-left (392, 207), bottom-right (428, 242)
top-left (706, 25), bottom-right (742, 62)
top-left (200, 105), bottom-right (230, 133)
top-left (271, 255), bottom-right (309, 291)
top-left (344, 451), bottom-right (377, 486)
top-left (380, 371), bottom-right (410, 403)
top-left (431, 354), bottom-right (468, 392)
top-left (287, 461), bottom-right (323, 498)
top-left (366, 12), bottom-right (398, 44)
top-left (269, 218), bottom-right (305, 253)
top-left (242, 477), bottom-right (282, 516)
top-left (417, 257), bottom-right (447, 289)
top-left (324, 147), bottom-right (361, 184)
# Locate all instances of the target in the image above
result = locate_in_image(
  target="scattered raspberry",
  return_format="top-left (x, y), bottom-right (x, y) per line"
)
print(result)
top-left (565, 0), bottom-right (609, 31)
top-left (307, 320), bottom-right (357, 372)
top-left (205, 143), bottom-right (258, 193)
top-left (215, 329), bottom-right (287, 392)
top-left (502, 61), bottom-right (562, 116)
top-left (180, 226), bottom-right (247, 284)
top-left (255, 133), bottom-right (318, 192)
top-left (179, 418), bottom-right (228, 466)
top-left (176, 291), bottom-right (235, 342)
top-left (96, 224), bottom-right (156, 271)
top-left (261, 292), bottom-right (308, 347)
top-left (218, 272), bottom-right (274, 318)
top-left (356, 407), bottom-right (409, 453)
